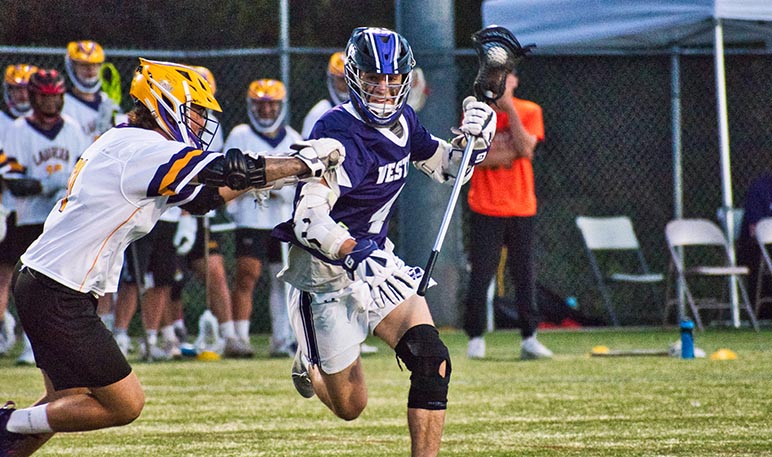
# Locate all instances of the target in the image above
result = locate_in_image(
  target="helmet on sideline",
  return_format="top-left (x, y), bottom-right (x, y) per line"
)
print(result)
top-left (4, 64), bottom-right (38, 117)
top-left (65, 40), bottom-right (105, 94)
top-left (129, 58), bottom-right (221, 149)
top-left (326, 51), bottom-right (349, 105)
top-left (29, 69), bottom-right (66, 96)
top-left (344, 27), bottom-right (414, 127)
top-left (28, 69), bottom-right (66, 122)
top-left (247, 79), bottom-right (287, 134)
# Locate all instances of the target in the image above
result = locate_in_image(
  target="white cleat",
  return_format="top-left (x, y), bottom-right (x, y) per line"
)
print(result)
top-left (223, 337), bottom-right (255, 358)
top-left (467, 336), bottom-right (486, 359)
top-left (138, 342), bottom-right (174, 362)
top-left (520, 335), bottom-right (553, 360)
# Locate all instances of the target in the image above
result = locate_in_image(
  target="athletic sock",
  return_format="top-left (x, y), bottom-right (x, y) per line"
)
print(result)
top-left (235, 320), bottom-right (250, 342)
top-left (7, 404), bottom-right (53, 434)
top-left (146, 330), bottom-right (158, 347)
top-left (161, 325), bottom-right (177, 344)
top-left (219, 321), bottom-right (237, 340)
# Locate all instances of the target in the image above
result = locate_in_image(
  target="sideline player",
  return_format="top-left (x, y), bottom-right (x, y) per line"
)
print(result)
top-left (225, 78), bottom-right (299, 357)
top-left (0, 63), bottom-right (37, 356)
top-left (1, 69), bottom-right (89, 366)
top-left (0, 59), bottom-right (344, 456)
top-left (301, 51), bottom-right (349, 140)
top-left (273, 27), bottom-right (495, 456)
top-left (63, 40), bottom-right (121, 142)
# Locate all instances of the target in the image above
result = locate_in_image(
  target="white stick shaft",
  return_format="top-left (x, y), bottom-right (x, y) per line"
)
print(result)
top-left (432, 135), bottom-right (475, 253)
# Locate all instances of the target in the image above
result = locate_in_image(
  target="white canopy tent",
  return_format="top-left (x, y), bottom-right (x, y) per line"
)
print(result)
top-left (483, 0), bottom-right (772, 327)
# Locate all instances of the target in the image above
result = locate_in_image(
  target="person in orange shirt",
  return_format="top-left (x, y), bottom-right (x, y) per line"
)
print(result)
top-left (463, 68), bottom-right (553, 360)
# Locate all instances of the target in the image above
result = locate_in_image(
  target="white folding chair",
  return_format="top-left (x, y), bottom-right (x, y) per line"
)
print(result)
top-left (665, 218), bottom-right (759, 331)
top-left (752, 217), bottom-right (772, 317)
top-left (576, 216), bottom-right (664, 326)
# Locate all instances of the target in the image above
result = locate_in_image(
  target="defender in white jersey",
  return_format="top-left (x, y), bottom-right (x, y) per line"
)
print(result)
top-left (62, 40), bottom-right (121, 143)
top-left (301, 51), bottom-right (349, 139)
top-left (0, 59), bottom-right (345, 456)
top-left (0, 63), bottom-right (37, 356)
top-left (226, 78), bottom-right (300, 357)
top-left (273, 28), bottom-right (495, 457)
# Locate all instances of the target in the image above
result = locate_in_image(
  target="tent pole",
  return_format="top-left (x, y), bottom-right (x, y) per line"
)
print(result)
top-left (714, 18), bottom-right (741, 328)
top-left (671, 49), bottom-right (687, 322)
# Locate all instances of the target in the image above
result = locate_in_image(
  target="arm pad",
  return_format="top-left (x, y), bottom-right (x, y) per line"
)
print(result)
top-left (413, 141), bottom-right (453, 184)
top-left (292, 182), bottom-right (351, 260)
top-left (198, 148), bottom-right (266, 190)
top-left (180, 186), bottom-right (225, 215)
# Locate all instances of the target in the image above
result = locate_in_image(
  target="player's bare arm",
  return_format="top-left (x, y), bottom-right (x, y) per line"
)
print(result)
top-left (496, 73), bottom-right (536, 159)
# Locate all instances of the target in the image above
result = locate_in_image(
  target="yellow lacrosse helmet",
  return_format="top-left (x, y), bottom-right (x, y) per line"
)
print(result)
top-left (5, 64), bottom-right (38, 86)
top-left (247, 79), bottom-right (287, 133)
top-left (67, 40), bottom-right (105, 64)
top-left (65, 40), bottom-right (105, 93)
top-left (130, 58), bottom-right (222, 149)
top-left (327, 51), bottom-right (349, 104)
top-left (4, 64), bottom-right (38, 117)
top-left (191, 65), bottom-right (217, 95)
top-left (327, 51), bottom-right (345, 78)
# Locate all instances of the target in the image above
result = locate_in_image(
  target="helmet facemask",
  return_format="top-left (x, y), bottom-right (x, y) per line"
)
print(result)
top-left (65, 58), bottom-right (102, 94)
top-left (247, 98), bottom-right (286, 134)
top-left (345, 67), bottom-right (412, 126)
top-left (4, 84), bottom-right (32, 118)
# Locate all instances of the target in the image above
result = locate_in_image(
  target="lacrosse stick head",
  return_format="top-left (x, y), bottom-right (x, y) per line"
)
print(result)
top-left (471, 26), bottom-right (534, 104)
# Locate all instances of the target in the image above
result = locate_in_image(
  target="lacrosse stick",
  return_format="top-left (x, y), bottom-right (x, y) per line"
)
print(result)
top-left (417, 26), bottom-right (533, 296)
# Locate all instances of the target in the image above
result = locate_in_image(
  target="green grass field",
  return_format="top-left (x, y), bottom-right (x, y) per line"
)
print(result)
top-left (2, 328), bottom-right (771, 456)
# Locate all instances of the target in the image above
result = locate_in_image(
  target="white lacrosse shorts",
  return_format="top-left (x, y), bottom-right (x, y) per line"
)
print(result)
top-left (288, 280), bottom-right (398, 374)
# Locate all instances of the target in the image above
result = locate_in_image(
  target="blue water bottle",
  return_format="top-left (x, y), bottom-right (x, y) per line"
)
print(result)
top-left (680, 319), bottom-right (695, 359)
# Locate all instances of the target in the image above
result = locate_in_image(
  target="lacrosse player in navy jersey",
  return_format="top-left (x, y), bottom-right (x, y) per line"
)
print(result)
top-left (0, 58), bottom-right (344, 456)
top-left (273, 27), bottom-right (496, 457)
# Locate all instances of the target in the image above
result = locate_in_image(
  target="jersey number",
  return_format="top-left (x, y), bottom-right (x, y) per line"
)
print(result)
top-left (367, 185), bottom-right (403, 234)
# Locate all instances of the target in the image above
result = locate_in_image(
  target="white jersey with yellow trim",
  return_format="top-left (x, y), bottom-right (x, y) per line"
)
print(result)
top-left (4, 115), bottom-right (89, 225)
top-left (0, 110), bottom-right (17, 211)
top-left (63, 90), bottom-right (121, 143)
top-left (301, 99), bottom-right (333, 140)
top-left (224, 124), bottom-right (300, 229)
top-left (21, 125), bottom-right (220, 296)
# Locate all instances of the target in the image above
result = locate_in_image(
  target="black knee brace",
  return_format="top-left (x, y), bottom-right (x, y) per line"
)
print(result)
top-left (394, 324), bottom-right (451, 410)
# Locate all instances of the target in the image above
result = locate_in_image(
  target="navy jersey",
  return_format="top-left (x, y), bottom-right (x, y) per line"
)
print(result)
top-left (274, 102), bottom-right (439, 263)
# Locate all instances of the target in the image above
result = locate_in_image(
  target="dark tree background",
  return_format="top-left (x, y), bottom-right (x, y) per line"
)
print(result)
top-left (1, 1), bottom-right (482, 49)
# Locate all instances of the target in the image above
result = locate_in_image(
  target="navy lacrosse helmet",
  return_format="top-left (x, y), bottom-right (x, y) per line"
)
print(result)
top-left (344, 27), bottom-right (415, 127)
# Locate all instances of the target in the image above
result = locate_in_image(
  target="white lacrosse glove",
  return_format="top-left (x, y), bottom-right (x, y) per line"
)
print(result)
top-left (0, 204), bottom-right (9, 243)
top-left (342, 239), bottom-right (418, 309)
top-left (173, 214), bottom-right (198, 255)
top-left (290, 139), bottom-right (345, 180)
top-left (459, 96), bottom-right (497, 147)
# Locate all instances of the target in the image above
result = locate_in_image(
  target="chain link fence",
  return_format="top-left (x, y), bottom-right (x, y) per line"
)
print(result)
top-left (2, 46), bottom-right (771, 330)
